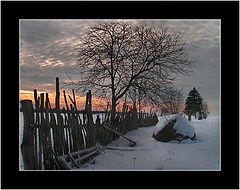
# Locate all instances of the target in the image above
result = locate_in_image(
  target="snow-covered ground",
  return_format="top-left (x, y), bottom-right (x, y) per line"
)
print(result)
top-left (75, 115), bottom-right (220, 171)
top-left (19, 113), bottom-right (220, 171)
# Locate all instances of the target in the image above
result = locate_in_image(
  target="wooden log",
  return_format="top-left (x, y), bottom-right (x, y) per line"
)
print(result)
top-left (61, 146), bottom-right (97, 159)
top-left (102, 123), bottom-right (136, 147)
top-left (21, 100), bottom-right (38, 170)
top-left (57, 145), bottom-right (104, 169)
top-left (104, 146), bottom-right (135, 151)
top-left (74, 149), bottom-right (99, 164)
top-left (67, 152), bottom-right (80, 168)
top-left (96, 143), bottom-right (105, 153)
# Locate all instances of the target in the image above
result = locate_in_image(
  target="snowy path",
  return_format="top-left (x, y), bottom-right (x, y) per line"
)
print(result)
top-left (76, 115), bottom-right (220, 171)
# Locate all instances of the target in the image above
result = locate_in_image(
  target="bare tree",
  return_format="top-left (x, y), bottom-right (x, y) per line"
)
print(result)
top-left (160, 87), bottom-right (185, 114)
top-left (127, 79), bottom-right (173, 113)
top-left (71, 22), bottom-right (194, 117)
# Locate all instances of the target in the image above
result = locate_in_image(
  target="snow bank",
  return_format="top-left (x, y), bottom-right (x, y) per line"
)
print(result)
top-left (153, 114), bottom-right (195, 142)
top-left (173, 115), bottom-right (195, 137)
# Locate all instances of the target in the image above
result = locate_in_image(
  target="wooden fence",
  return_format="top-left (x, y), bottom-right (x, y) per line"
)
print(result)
top-left (20, 77), bottom-right (158, 170)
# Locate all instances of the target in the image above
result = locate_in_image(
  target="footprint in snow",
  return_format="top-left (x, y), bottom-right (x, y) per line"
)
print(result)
top-left (164, 157), bottom-right (172, 162)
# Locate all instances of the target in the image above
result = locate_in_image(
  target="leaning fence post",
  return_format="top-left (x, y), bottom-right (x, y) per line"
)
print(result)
top-left (21, 100), bottom-right (37, 170)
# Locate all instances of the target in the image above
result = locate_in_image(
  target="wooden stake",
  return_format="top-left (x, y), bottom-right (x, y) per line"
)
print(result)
top-left (33, 89), bottom-right (41, 169)
top-left (21, 100), bottom-right (37, 170)
top-left (55, 77), bottom-right (60, 110)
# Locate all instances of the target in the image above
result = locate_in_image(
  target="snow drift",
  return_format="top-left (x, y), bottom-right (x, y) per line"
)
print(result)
top-left (153, 114), bottom-right (196, 142)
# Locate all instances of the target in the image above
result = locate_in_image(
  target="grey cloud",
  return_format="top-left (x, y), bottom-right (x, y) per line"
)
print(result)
top-left (20, 20), bottom-right (64, 44)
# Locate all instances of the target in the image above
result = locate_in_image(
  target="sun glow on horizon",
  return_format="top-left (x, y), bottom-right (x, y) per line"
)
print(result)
top-left (20, 89), bottom-right (112, 111)
top-left (20, 88), bottom-right (218, 114)
top-left (19, 89), bottom-right (157, 112)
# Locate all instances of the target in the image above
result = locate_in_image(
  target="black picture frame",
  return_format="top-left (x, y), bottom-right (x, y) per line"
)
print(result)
top-left (1, 1), bottom-right (239, 189)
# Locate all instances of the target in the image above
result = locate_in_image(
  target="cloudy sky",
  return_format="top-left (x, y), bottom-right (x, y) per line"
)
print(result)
top-left (20, 19), bottom-right (220, 114)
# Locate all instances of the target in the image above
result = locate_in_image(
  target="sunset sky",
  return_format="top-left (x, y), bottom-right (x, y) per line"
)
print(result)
top-left (20, 19), bottom-right (220, 114)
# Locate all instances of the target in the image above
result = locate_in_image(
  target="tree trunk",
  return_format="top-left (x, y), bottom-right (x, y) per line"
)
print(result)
top-left (111, 98), bottom-right (117, 122)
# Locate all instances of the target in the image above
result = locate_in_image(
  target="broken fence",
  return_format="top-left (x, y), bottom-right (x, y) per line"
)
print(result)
top-left (20, 77), bottom-right (158, 170)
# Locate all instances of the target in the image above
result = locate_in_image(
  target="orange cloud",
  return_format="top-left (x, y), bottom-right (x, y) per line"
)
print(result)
top-left (20, 89), bottom-right (108, 111)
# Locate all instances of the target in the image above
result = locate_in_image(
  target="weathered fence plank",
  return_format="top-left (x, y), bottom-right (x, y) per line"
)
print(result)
top-left (33, 89), bottom-right (40, 169)
top-left (55, 77), bottom-right (60, 110)
top-left (21, 100), bottom-right (38, 170)
top-left (40, 93), bottom-right (50, 169)
top-left (34, 90), bottom-right (42, 169)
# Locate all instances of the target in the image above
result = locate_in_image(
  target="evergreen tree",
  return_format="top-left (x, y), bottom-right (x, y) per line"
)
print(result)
top-left (185, 87), bottom-right (203, 120)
